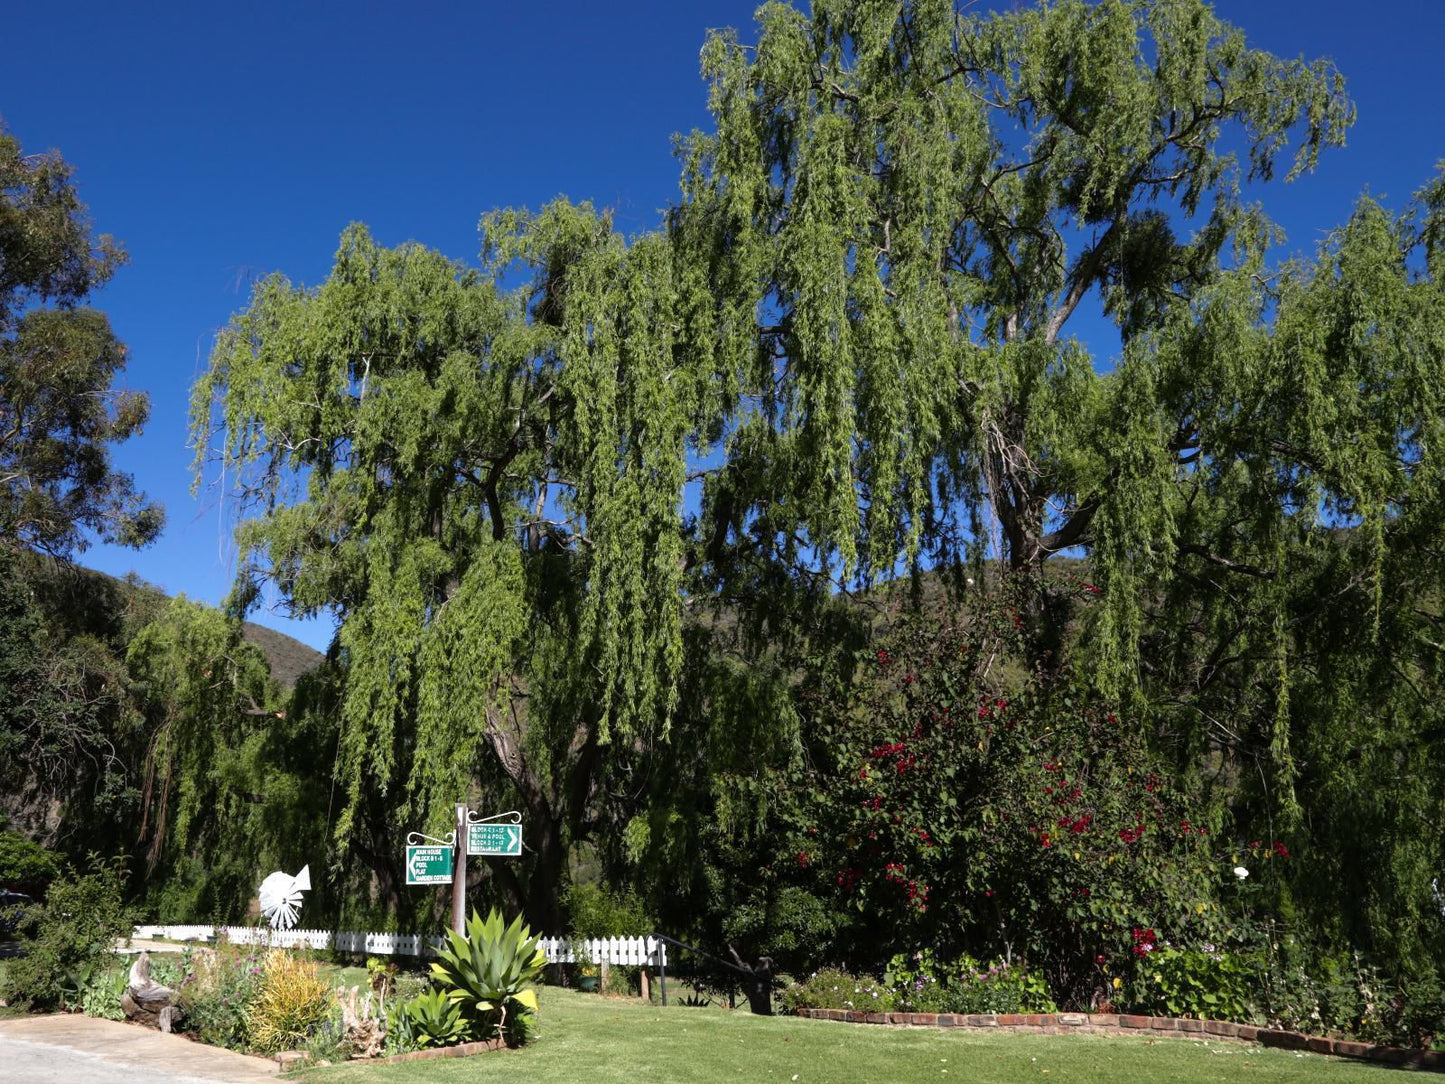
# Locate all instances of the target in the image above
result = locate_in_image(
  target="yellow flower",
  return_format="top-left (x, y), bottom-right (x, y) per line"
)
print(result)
top-left (1112, 977), bottom-right (1123, 990)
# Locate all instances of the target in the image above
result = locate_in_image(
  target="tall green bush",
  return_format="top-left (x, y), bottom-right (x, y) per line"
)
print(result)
top-left (0, 828), bottom-right (60, 894)
top-left (0, 854), bottom-right (130, 1009)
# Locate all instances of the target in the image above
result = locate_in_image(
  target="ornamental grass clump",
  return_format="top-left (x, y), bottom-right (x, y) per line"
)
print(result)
top-left (247, 950), bottom-right (331, 1054)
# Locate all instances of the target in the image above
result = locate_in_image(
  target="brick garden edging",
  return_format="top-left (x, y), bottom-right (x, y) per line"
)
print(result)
top-left (371, 1036), bottom-right (509, 1063)
top-left (793, 1008), bottom-right (1445, 1072)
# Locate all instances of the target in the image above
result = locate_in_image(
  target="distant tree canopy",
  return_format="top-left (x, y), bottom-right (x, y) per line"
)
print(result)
top-left (191, 0), bottom-right (1445, 995)
top-left (0, 125), bottom-right (162, 556)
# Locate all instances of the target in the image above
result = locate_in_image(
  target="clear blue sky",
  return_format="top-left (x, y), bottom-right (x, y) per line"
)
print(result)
top-left (3, 1), bottom-right (1441, 651)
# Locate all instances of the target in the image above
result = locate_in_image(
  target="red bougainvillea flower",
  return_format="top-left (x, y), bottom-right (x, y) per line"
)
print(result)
top-left (1273, 841), bottom-right (1290, 858)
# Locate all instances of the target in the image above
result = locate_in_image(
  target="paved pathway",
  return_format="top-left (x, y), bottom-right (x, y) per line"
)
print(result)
top-left (0, 1014), bottom-right (278, 1083)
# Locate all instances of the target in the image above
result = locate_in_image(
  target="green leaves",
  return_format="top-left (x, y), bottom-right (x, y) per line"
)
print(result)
top-left (1, 127), bottom-right (162, 556)
top-left (401, 987), bottom-right (469, 1048)
top-left (195, 208), bottom-right (699, 897)
top-left (428, 908), bottom-right (547, 1043)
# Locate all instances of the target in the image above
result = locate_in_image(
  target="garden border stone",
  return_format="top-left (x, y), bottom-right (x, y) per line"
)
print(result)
top-left (373, 1037), bottom-right (508, 1063)
top-left (791, 1008), bottom-right (1445, 1072)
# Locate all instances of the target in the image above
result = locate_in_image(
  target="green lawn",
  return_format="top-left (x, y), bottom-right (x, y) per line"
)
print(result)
top-left (301, 988), bottom-right (1395, 1084)
top-left (317, 962), bottom-right (374, 992)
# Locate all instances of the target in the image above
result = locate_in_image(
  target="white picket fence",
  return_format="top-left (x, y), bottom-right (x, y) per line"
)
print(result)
top-left (133, 924), bottom-right (215, 941)
top-left (130, 924), bottom-right (665, 966)
top-left (534, 936), bottom-right (664, 967)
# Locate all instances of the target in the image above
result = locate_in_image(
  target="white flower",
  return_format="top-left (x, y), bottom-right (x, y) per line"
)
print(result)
top-left (1233, 865), bottom-right (1250, 880)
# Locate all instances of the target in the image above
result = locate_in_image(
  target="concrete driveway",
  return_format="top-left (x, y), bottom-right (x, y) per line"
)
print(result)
top-left (0, 1014), bottom-right (279, 1083)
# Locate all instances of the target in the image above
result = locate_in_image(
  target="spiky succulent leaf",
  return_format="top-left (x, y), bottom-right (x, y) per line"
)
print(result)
top-left (428, 908), bottom-right (546, 1042)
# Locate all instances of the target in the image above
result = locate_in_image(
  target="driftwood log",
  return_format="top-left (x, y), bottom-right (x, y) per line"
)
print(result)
top-left (339, 985), bottom-right (384, 1058)
top-left (122, 951), bottom-right (182, 1032)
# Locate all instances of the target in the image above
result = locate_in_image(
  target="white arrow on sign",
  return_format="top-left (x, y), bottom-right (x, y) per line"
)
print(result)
top-left (408, 850), bottom-right (428, 880)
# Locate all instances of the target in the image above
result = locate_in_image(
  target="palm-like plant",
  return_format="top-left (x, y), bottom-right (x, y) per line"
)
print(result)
top-left (430, 908), bottom-right (547, 1044)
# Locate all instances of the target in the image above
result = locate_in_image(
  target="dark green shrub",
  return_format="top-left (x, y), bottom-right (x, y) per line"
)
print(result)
top-left (0, 854), bottom-right (130, 1010)
top-left (602, 964), bottom-right (640, 997)
top-left (0, 830), bottom-right (60, 895)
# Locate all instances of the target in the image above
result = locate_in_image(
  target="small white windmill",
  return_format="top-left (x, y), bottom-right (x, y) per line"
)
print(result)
top-left (258, 865), bottom-right (311, 931)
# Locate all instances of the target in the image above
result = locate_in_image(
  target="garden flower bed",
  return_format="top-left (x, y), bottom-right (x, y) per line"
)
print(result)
top-left (792, 1008), bottom-right (1445, 1072)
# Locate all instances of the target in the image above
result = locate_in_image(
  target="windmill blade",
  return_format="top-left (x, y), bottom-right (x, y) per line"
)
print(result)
top-left (258, 867), bottom-right (310, 931)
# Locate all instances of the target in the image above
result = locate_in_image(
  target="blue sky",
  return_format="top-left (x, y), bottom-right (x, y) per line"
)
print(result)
top-left (3, 0), bottom-right (1441, 651)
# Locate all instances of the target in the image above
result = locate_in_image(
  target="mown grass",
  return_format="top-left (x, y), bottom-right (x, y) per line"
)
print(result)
top-left (301, 987), bottom-right (1392, 1084)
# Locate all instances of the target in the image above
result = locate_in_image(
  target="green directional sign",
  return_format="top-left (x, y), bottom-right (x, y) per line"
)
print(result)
top-left (405, 844), bottom-right (454, 885)
top-left (467, 822), bottom-right (522, 856)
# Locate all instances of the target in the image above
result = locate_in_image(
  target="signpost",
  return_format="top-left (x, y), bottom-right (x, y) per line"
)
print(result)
top-left (404, 838), bottom-right (455, 886)
top-left (406, 807), bottom-right (524, 936)
top-left (467, 821), bottom-right (522, 856)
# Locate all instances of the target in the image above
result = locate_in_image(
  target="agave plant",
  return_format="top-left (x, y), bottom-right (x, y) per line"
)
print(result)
top-left (430, 908), bottom-right (547, 1044)
top-left (401, 987), bottom-right (468, 1048)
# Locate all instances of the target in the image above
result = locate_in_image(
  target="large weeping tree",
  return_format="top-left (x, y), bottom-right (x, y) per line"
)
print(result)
top-left (669, 0), bottom-right (1354, 673)
top-left (664, 0), bottom-right (1445, 976)
top-left (192, 205), bottom-right (704, 927)
top-left (195, 0), bottom-right (1445, 949)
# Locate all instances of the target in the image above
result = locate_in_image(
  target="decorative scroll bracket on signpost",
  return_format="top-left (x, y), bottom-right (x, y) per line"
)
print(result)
top-left (405, 830), bottom-right (458, 847)
top-left (465, 809), bottom-right (524, 856)
top-left (404, 830), bottom-right (456, 889)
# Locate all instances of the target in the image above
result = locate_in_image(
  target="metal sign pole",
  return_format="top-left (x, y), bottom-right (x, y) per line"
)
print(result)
top-left (451, 801), bottom-right (467, 937)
